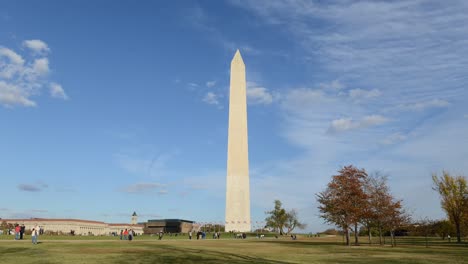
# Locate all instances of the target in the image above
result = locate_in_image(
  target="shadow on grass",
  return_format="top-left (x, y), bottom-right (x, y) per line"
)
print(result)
top-left (257, 240), bottom-right (345, 247)
top-left (110, 244), bottom-right (290, 264)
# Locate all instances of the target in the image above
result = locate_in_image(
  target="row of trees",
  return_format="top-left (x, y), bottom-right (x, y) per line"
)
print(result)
top-left (316, 165), bottom-right (409, 246)
top-left (263, 166), bottom-right (467, 246)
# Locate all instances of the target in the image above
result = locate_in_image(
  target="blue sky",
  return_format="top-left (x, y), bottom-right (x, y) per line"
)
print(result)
top-left (1, 0), bottom-right (467, 231)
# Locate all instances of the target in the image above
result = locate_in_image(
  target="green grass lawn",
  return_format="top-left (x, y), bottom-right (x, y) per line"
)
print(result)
top-left (0, 235), bottom-right (467, 263)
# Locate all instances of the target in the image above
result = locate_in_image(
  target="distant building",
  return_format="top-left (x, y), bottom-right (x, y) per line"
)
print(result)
top-left (143, 219), bottom-right (198, 234)
top-left (1, 213), bottom-right (143, 236)
top-left (131, 211), bottom-right (138, 225)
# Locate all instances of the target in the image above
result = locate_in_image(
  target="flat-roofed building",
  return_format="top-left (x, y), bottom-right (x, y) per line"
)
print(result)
top-left (143, 219), bottom-right (198, 234)
top-left (1, 213), bottom-right (144, 236)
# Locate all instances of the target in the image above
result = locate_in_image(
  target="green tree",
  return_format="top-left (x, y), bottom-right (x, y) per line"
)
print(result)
top-left (265, 200), bottom-right (288, 235)
top-left (432, 219), bottom-right (455, 239)
top-left (432, 171), bottom-right (468, 243)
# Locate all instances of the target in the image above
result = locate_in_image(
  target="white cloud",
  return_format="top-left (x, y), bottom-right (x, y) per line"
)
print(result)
top-left (382, 132), bottom-right (407, 145)
top-left (23, 39), bottom-right (50, 55)
top-left (465, 114), bottom-right (468, 119)
top-left (0, 41), bottom-right (65, 107)
top-left (328, 115), bottom-right (389, 134)
top-left (361, 115), bottom-right (389, 126)
top-left (0, 81), bottom-right (36, 107)
top-left (397, 99), bottom-right (450, 112)
top-left (206, 80), bottom-right (216, 88)
top-left (349, 88), bottom-right (381, 101)
top-left (49, 82), bottom-right (68, 100)
top-left (319, 80), bottom-right (344, 90)
top-left (0, 47), bottom-right (24, 65)
top-left (202, 92), bottom-right (219, 105)
top-left (246, 82), bottom-right (275, 105)
top-left (328, 118), bottom-right (355, 133)
top-left (32, 58), bottom-right (49, 75)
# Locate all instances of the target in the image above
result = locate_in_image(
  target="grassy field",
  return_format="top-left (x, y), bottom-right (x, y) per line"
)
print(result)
top-left (0, 235), bottom-right (467, 263)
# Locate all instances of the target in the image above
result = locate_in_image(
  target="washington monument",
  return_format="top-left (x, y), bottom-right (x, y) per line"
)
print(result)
top-left (225, 50), bottom-right (251, 232)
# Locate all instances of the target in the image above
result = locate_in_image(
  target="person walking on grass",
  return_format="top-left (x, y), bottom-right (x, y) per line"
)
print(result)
top-left (14, 224), bottom-right (20, 240)
top-left (31, 225), bottom-right (39, 244)
top-left (124, 229), bottom-right (128, 240)
top-left (20, 224), bottom-right (25, 240)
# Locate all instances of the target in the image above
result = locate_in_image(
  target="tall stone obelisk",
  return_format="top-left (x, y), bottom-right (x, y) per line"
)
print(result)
top-left (225, 50), bottom-right (251, 232)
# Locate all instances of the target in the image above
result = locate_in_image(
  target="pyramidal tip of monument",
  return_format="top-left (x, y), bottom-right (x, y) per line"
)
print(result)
top-left (232, 49), bottom-right (244, 63)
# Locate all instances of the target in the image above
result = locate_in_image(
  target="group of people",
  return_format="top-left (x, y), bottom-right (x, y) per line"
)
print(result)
top-left (187, 231), bottom-right (222, 240)
top-left (235, 232), bottom-right (247, 239)
top-left (119, 229), bottom-right (135, 241)
top-left (12, 223), bottom-right (40, 244)
top-left (14, 224), bottom-right (26, 240)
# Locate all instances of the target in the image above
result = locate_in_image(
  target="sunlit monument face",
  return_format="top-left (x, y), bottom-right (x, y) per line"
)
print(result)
top-left (225, 50), bottom-right (251, 232)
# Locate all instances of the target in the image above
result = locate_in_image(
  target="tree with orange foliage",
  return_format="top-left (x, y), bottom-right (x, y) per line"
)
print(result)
top-left (317, 165), bottom-right (368, 246)
top-left (363, 173), bottom-right (409, 246)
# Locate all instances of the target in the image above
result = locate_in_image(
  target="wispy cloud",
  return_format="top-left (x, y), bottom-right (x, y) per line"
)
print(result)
top-left (121, 182), bottom-right (166, 194)
top-left (202, 92), bottom-right (220, 105)
top-left (348, 88), bottom-right (381, 102)
top-left (114, 150), bottom-right (174, 178)
top-left (246, 82), bottom-right (276, 105)
top-left (328, 115), bottom-right (389, 134)
top-left (49, 82), bottom-right (68, 100)
top-left (319, 80), bottom-right (345, 91)
top-left (31, 209), bottom-right (48, 213)
top-left (0, 40), bottom-right (67, 107)
top-left (17, 182), bottom-right (48, 192)
top-left (396, 99), bottom-right (450, 112)
top-left (233, 1), bottom-right (468, 104)
top-left (206, 80), bottom-right (216, 88)
top-left (381, 132), bottom-right (407, 145)
top-left (183, 4), bottom-right (264, 57)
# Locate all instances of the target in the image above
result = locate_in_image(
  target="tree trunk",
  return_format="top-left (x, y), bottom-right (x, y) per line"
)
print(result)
top-left (368, 225), bottom-right (372, 245)
top-left (379, 225), bottom-right (383, 245)
top-left (345, 227), bottom-right (350, 246)
top-left (354, 223), bottom-right (359, 245)
top-left (455, 220), bottom-right (461, 243)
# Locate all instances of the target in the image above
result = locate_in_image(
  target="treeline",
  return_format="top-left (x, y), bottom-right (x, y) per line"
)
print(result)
top-left (317, 165), bottom-right (409, 246)
top-left (316, 166), bottom-right (468, 246)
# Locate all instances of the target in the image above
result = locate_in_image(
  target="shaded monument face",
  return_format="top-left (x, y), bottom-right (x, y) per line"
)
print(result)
top-left (225, 50), bottom-right (251, 232)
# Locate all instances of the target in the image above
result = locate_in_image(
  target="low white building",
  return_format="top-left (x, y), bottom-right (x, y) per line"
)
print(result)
top-left (2, 212), bottom-right (143, 236)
